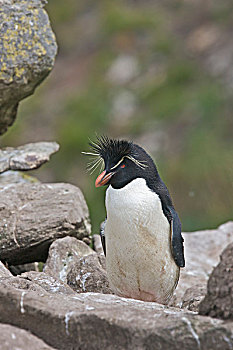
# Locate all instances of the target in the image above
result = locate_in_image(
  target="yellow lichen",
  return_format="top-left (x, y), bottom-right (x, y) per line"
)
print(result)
top-left (0, 5), bottom-right (56, 82)
top-left (15, 67), bottom-right (26, 78)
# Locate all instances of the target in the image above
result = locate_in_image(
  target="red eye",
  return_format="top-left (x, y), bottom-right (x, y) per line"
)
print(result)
top-left (121, 164), bottom-right (125, 168)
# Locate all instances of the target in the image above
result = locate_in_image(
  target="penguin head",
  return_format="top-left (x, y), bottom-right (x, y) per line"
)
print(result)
top-left (86, 136), bottom-right (157, 189)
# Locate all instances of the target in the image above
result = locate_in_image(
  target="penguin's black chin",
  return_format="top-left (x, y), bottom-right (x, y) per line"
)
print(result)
top-left (95, 170), bottom-right (115, 187)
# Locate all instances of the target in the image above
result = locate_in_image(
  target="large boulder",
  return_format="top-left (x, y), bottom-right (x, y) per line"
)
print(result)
top-left (0, 323), bottom-right (55, 350)
top-left (0, 183), bottom-right (91, 265)
top-left (0, 0), bottom-right (57, 134)
top-left (0, 280), bottom-right (232, 350)
top-left (170, 221), bottom-right (233, 309)
top-left (199, 242), bottom-right (233, 320)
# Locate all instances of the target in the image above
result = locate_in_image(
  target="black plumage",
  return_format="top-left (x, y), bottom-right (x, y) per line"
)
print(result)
top-left (88, 136), bottom-right (185, 268)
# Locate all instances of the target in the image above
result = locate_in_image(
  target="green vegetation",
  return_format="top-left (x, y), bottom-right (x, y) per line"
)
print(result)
top-left (1, 0), bottom-right (232, 233)
top-left (101, 2), bottom-right (160, 36)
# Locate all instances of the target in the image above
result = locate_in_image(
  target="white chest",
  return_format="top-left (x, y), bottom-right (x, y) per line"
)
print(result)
top-left (105, 178), bottom-right (169, 237)
top-left (104, 178), bottom-right (179, 304)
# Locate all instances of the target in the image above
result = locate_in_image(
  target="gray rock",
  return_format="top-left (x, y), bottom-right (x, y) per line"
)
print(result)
top-left (44, 236), bottom-right (94, 283)
top-left (0, 0), bottom-right (57, 134)
top-left (0, 183), bottom-right (91, 265)
top-left (0, 323), bottom-right (55, 350)
top-left (0, 170), bottom-right (39, 187)
top-left (169, 221), bottom-right (233, 309)
top-left (21, 271), bottom-right (76, 296)
top-left (67, 253), bottom-right (111, 294)
top-left (181, 284), bottom-right (206, 312)
top-left (0, 142), bottom-right (59, 173)
top-left (0, 261), bottom-right (12, 277)
top-left (0, 273), bottom-right (76, 297)
top-left (0, 281), bottom-right (232, 350)
top-left (0, 275), bottom-right (48, 295)
top-left (92, 234), bottom-right (104, 254)
top-left (43, 230), bottom-right (109, 294)
top-left (199, 242), bottom-right (233, 320)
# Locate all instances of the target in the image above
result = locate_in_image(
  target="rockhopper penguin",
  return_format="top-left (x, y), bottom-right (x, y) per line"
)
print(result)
top-left (86, 136), bottom-right (185, 304)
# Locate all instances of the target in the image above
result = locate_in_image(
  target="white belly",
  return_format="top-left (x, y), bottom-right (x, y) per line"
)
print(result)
top-left (105, 178), bottom-right (179, 304)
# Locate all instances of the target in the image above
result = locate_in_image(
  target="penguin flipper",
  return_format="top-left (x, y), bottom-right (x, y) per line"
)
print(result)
top-left (169, 207), bottom-right (185, 268)
top-left (100, 219), bottom-right (106, 256)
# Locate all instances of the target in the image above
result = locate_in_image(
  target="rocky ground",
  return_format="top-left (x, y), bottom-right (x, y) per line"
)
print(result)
top-left (0, 150), bottom-right (232, 349)
top-left (0, 133), bottom-right (231, 350)
top-left (0, 1), bottom-right (233, 349)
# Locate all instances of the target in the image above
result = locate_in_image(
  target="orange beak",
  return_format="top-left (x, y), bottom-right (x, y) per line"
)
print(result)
top-left (95, 170), bottom-right (115, 187)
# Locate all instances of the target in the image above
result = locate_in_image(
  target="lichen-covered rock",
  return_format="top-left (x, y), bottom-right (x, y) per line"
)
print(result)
top-left (0, 0), bottom-right (57, 134)
top-left (199, 242), bottom-right (233, 320)
top-left (44, 236), bottom-right (94, 283)
top-left (0, 142), bottom-right (59, 173)
top-left (0, 183), bottom-right (91, 265)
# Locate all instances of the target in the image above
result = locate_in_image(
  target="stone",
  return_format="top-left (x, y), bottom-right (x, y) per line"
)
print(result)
top-left (67, 253), bottom-right (111, 294)
top-left (0, 142), bottom-right (59, 173)
top-left (44, 236), bottom-right (94, 283)
top-left (0, 281), bottom-right (232, 350)
top-left (169, 221), bottom-right (233, 309)
top-left (21, 271), bottom-right (76, 296)
top-left (0, 261), bottom-right (12, 277)
top-left (92, 234), bottom-right (104, 254)
top-left (181, 284), bottom-right (206, 312)
top-left (0, 275), bottom-right (49, 295)
top-left (0, 273), bottom-right (76, 297)
top-left (0, 183), bottom-right (91, 265)
top-left (199, 242), bottom-right (233, 320)
top-left (0, 0), bottom-right (57, 134)
top-left (82, 236), bottom-right (92, 245)
top-left (0, 323), bottom-right (55, 350)
top-left (0, 170), bottom-right (39, 187)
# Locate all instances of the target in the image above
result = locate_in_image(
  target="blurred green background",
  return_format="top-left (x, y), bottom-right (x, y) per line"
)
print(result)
top-left (1, 0), bottom-right (233, 234)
